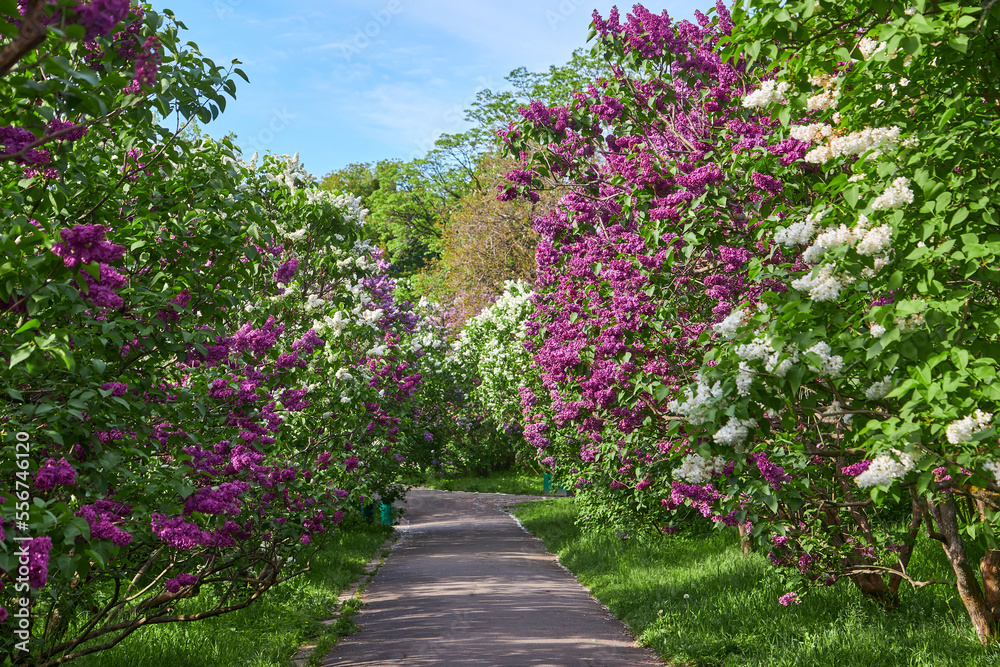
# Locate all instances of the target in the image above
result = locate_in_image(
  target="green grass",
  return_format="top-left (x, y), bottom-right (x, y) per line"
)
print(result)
top-left (69, 519), bottom-right (393, 667)
top-left (405, 468), bottom-right (544, 495)
top-left (511, 498), bottom-right (1000, 667)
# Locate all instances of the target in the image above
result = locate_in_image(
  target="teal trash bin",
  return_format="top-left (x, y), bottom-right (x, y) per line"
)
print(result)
top-left (543, 473), bottom-right (553, 494)
top-left (379, 502), bottom-right (393, 526)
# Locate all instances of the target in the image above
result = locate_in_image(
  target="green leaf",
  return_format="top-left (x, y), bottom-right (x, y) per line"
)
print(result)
top-left (948, 35), bottom-right (969, 53)
top-left (9, 346), bottom-right (32, 368)
top-left (763, 493), bottom-right (778, 513)
top-left (13, 319), bottom-right (40, 335)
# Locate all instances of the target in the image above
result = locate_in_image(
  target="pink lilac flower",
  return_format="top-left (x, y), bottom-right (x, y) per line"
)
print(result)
top-left (165, 572), bottom-right (198, 593)
top-left (27, 537), bottom-right (53, 588)
top-left (77, 499), bottom-right (133, 546)
top-left (291, 329), bottom-right (324, 355)
top-left (52, 224), bottom-right (126, 269)
top-left (34, 458), bottom-right (77, 491)
top-left (101, 381), bottom-right (128, 396)
top-left (0, 126), bottom-right (51, 166)
top-left (778, 592), bottom-right (801, 606)
top-left (157, 289), bottom-right (191, 323)
top-left (841, 460), bottom-right (872, 477)
top-left (74, 0), bottom-right (131, 39)
top-left (124, 35), bottom-right (161, 93)
top-left (274, 257), bottom-right (299, 285)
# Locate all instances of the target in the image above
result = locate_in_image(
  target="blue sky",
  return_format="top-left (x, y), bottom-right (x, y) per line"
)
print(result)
top-left (151, 0), bottom-right (704, 178)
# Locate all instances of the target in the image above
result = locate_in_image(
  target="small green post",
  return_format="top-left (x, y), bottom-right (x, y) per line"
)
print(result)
top-left (379, 502), bottom-right (393, 526)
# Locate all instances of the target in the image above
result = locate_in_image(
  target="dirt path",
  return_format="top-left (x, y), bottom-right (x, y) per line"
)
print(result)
top-left (321, 488), bottom-right (662, 666)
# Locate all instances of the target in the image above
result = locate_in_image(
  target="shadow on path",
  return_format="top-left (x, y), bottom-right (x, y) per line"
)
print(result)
top-left (321, 489), bottom-right (663, 666)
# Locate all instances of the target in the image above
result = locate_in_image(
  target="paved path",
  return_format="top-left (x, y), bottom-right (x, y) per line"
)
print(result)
top-left (322, 489), bottom-right (662, 666)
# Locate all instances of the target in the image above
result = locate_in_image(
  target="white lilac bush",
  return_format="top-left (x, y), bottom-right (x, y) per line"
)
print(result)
top-left (452, 281), bottom-right (535, 433)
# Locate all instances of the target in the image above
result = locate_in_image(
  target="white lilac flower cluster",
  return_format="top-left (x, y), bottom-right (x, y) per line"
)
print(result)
top-left (410, 332), bottom-right (444, 353)
top-left (336, 254), bottom-right (375, 272)
top-left (855, 449), bottom-right (918, 488)
top-left (776, 210), bottom-right (892, 301)
top-left (714, 308), bottom-right (746, 338)
top-left (323, 192), bottom-right (369, 227)
top-left (674, 453), bottom-right (727, 484)
top-left (894, 311), bottom-right (925, 332)
top-left (790, 264), bottom-right (845, 301)
top-left (777, 211), bottom-right (892, 265)
top-left (804, 341), bottom-right (844, 377)
top-left (736, 362), bottom-right (754, 396)
top-left (857, 37), bottom-right (887, 60)
top-left (802, 126), bottom-right (907, 164)
top-left (790, 123), bottom-right (835, 144)
top-left (982, 460), bottom-right (1000, 486)
top-left (736, 335), bottom-right (798, 378)
top-left (865, 374), bottom-right (895, 400)
top-left (360, 308), bottom-right (385, 327)
top-left (870, 177), bottom-right (914, 210)
top-left (314, 311), bottom-right (348, 337)
top-left (945, 410), bottom-right (993, 445)
top-left (801, 222), bottom-right (862, 263)
top-left (774, 209), bottom-right (827, 246)
top-left (742, 80), bottom-right (791, 108)
top-left (806, 73), bottom-right (839, 111)
top-left (855, 223), bottom-right (893, 255)
top-left (452, 281), bottom-right (537, 423)
top-left (733, 338), bottom-right (766, 395)
top-left (667, 376), bottom-right (725, 425)
top-left (305, 293), bottom-right (326, 311)
top-left (713, 416), bottom-right (756, 447)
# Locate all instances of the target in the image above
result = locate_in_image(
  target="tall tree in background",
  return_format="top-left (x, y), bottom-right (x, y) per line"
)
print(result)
top-left (434, 155), bottom-right (559, 322)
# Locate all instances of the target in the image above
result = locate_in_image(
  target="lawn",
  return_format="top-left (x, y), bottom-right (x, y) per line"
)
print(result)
top-left (405, 467), bottom-right (545, 496)
top-left (511, 498), bottom-right (1000, 667)
top-left (69, 518), bottom-right (393, 667)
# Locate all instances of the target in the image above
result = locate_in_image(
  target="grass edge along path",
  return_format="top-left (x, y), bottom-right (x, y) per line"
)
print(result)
top-left (69, 519), bottom-right (394, 667)
top-left (293, 532), bottom-right (397, 667)
top-left (404, 468), bottom-right (544, 496)
top-left (510, 497), bottom-right (1000, 667)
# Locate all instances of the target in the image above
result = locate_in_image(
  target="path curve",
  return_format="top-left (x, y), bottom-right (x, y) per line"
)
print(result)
top-left (322, 488), bottom-right (662, 666)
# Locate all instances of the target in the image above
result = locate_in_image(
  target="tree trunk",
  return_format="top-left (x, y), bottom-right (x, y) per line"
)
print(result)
top-left (818, 507), bottom-right (894, 603)
top-left (738, 523), bottom-right (753, 554)
top-left (932, 495), bottom-right (995, 644)
top-left (888, 494), bottom-right (923, 597)
top-left (981, 550), bottom-right (1000, 621)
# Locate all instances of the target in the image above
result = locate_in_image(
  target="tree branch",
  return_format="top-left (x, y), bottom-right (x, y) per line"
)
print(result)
top-left (0, 0), bottom-right (48, 77)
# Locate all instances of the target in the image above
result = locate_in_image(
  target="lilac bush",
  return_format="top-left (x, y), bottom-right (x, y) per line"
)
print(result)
top-left (0, 7), bottom-right (452, 663)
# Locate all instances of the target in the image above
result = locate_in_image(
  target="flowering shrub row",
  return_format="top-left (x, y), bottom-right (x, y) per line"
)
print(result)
top-left (0, 4), bottom-right (453, 663)
top-left (489, 0), bottom-right (1000, 642)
